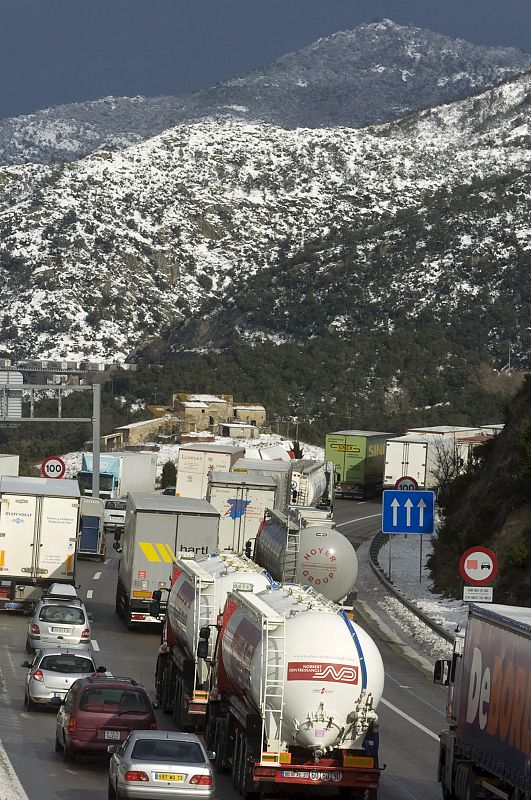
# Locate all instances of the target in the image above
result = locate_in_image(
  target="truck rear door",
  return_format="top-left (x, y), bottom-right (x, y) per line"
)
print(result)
top-left (37, 497), bottom-right (78, 581)
top-left (0, 493), bottom-right (38, 578)
top-left (131, 512), bottom-right (177, 600)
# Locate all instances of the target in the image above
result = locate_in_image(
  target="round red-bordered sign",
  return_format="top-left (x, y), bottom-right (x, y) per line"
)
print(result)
top-left (459, 546), bottom-right (498, 586)
top-left (395, 475), bottom-right (419, 491)
top-left (41, 456), bottom-right (66, 480)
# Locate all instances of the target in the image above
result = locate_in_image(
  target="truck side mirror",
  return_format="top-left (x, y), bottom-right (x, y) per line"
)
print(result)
top-left (434, 659), bottom-right (451, 686)
top-left (149, 601), bottom-right (161, 618)
top-left (112, 541), bottom-right (122, 552)
top-left (199, 626), bottom-right (210, 640)
top-left (152, 590), bottom-right (162, 603)
top-left (197, 640), bottom-right (209, 659)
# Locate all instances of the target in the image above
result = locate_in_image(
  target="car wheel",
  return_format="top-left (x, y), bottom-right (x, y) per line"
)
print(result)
top-left (26, 696), bottom-right (36, 712)
top-left (54, 733), bottom-right (62, 753)
top-left (107, 777), bottom-right (116, 799)
top-left (25, 638), bottom-right (32, 654)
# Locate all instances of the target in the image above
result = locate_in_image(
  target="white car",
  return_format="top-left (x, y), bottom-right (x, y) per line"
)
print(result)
top-left (103, 499), bottom-right (127, 534)
top-left (21, 649), bottom-right (106, 710)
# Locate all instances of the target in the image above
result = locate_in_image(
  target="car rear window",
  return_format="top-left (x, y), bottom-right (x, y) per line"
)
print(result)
top-left (40, 655), bottom-right (94, 673)
top-left (79, 688), bottom-right (149, 713)
top-left (39, 606), bottom-right (85, 624)
top-left (105, 501), bottom-right (126, 510)
top-left (131, 739), bottom-right (205, 763)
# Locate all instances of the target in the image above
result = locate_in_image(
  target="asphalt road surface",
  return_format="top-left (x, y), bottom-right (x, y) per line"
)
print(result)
top-left (0, 505), bottom-right (445, 800)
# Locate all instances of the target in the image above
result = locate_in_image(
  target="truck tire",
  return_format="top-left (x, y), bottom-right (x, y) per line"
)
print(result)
top-left (115, 585), bottom-right (124, 618)
top-left (231, 730), bottom-right (241, 790)
top-left (240, 740), bottom-right (260, 800)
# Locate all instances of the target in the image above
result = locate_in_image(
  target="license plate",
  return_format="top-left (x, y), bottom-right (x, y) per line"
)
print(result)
top-left (281, 771), bottom-right (310, 779)
top-left (154, 774), bottom-right (185, 782)
top-left (51, 627), bottom-right (70, 633)
top-left (104, 730), bottom-right (121, 741)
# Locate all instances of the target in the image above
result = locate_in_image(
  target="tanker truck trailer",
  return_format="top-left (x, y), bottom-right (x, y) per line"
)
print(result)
top-left (434, 602), bottom-right (531, 800)
top-left (153, 552), bottom-right (272, 730)
top-left (253, 506), bottom-right (358, 603)
top-left (204, 583), bottom-right (384, 799)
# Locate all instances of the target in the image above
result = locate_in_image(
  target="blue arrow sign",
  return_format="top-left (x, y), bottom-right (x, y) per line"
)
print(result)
top-left (382, 490), bottom-right (436, 535)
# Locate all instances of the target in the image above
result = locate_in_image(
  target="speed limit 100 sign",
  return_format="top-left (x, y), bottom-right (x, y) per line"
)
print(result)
top-left (41, 456), bottom-right (66, 479)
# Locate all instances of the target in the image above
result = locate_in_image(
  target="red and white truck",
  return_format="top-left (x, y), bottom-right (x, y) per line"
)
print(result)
top-left (204, 583), bottom-right (384, 799)
top-left (434, 602), bottom-right (531, 800)
top-left (153, 552), bottom-right (272, 730)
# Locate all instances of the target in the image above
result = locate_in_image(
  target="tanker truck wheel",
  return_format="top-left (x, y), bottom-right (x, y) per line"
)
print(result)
top-left (115, 586), bottom-right (124, 618)
top-left (239, 740), bottom-right (260, 800)
top-left (231, 730), bottom-right (242, 789)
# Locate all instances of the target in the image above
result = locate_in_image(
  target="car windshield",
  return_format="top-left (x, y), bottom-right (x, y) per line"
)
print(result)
top-left (105, 501), bottom-right (126, 510)
top-left (39, 606), bottom-right (85, 624)
top-left (40, 655), bottom-right (94, 673)
top-left (79, 688), bottom-right (149, 713)
top-left (131, 740), bottom-right (205, 764)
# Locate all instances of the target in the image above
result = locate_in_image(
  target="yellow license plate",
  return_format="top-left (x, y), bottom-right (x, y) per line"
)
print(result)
top-left (154, 774), bottom-right (185, 782)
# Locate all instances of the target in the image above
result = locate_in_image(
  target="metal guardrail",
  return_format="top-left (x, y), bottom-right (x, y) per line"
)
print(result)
top-left (369, 532), bottom-right (455, 644)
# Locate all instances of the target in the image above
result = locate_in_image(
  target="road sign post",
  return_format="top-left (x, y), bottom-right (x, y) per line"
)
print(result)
top-left (382, 489), bottom-right (436, 583)
top-left (459, 546), bottom-right (498, 602)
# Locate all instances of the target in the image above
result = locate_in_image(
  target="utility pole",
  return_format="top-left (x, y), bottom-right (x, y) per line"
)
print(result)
top-left (92, 383), bottom-right (101, 499)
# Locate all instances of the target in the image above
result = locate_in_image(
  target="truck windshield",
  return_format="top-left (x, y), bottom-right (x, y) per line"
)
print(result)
top-left (78, 472), bottom-right (114, 492)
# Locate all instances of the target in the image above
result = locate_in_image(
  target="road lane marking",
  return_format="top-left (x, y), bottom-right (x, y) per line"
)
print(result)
top-left (104, 558), bottom-right (112, 565)
top-left (93, 571), bottom-right (102, 580)
top-left (337, 514), bottom-right (381, 528)
top-left (87, 589), bottom-right (93, 599)
top-left (92, 640), bottom-right (100, 651)
top-left (0, 738), bottom-right (30, 799)
top-left (384, 671), bottom-right (445, 716)
top-left (380, 697), bottom-right (439, 740)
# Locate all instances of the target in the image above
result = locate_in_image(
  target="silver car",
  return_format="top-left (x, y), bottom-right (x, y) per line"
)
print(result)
top-left (21, 649), bottom-right (106, 710)
top-left (108, 730), bottom-right (216, 800)
top-left (26, 597), bottom-right (91, 652)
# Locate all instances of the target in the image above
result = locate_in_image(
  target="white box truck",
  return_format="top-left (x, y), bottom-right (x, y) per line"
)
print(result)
top-left (78, 451), bottom-right (158, 499)
top-left (0, 454), bottom-right (20, 477)
top-left (206, 471), bottom-right (276, 552)
top-left (0, 477), bottom-right (80, 611)
top-left (384, 434), bottom-right (452, 489)
top-left (114, 494), bottom-right (220, 629)
top-left (176, 444), bottom-right (245, 499)
top-left (231, 458), bottom-right (294, 512)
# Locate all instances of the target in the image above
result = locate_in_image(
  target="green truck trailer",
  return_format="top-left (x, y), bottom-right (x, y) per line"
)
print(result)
top-left (325, 429), bottom-right (392, 499)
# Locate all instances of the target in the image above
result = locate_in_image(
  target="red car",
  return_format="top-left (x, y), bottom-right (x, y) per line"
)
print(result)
top-left (54, 675), bottom-right (157, 760)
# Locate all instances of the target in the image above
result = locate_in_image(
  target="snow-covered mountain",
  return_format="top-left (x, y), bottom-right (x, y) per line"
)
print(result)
top-left (1, 19), bottom-right (530, 165)
top-left (1, 71), bottom-right (531, 361)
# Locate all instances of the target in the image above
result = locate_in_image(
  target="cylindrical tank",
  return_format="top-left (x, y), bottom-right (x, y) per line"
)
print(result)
top-left (291, 460), bottom-right (328, 506)
top-left (220, 585), bottom-right (384, 750)
top-left (254, 509), bottom-right (358, 603)
top-left (166, 553), bottom-right (272, 656)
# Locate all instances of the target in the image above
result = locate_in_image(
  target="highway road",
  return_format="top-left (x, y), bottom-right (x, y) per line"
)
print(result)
top-left (0, 500), bottom-right (446, 800)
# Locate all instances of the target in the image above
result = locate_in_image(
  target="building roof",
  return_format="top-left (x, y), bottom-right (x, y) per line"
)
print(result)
top-left (188, 394), bottom-right (228, 404)
top-left (331, 430), bottom-right (393, 437)
top-left (406, 426), bottom-right (480, 434)
top-left (221, 422), bottom-right (257, 428)
top-left (233, 404), bottom-right (266, 411)
top-left (179, 401), bottom-right (208, 409)
top-left (116, 417), bottom-right (172, 430)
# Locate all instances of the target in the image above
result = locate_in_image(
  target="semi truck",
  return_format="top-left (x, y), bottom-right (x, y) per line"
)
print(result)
top-left (78, 496), bottom-right (105, 560)
top-left (176, 444), bottom-right (245, 499)
top-left (204, 583), bottom-right (384, 799)
top-left (253, 506), bottom-right (358, 603)
top-left (325, 430), bottom-right (392, 499)
top-left (232, 458), bottom-right (294, 512)
top-left (78, 452), bottom-right (157, 499)
top-left (0, 477), bottom-right (80, 611)
top-left (153, 552), bottom-right (272, 729)
top-left (291, 459), bottom-right (330, 507)
top-left (383, 434), bottom-right (441, 490)
top-left (206, 471), bottom-right (277, 552)
top-left (434, 603), bottom-right (531, 800)
top-left (114, 493), bottom-right (220, 629)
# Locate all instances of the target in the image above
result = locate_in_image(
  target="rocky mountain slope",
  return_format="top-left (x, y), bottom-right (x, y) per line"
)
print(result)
top-left (1, 19), bottom-right (531, 165)
top-left (2, 69), bottom-right (531, 363)
top-left (429, 377), bottom-right (531, 604)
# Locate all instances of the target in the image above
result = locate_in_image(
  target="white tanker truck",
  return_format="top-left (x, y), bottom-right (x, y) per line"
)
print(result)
top-left (252, 507), bottom-right (358, 603)
top-left (204, 583), bottom-right (384, 799)
top-left (153, 552), bottom-right (272, 729)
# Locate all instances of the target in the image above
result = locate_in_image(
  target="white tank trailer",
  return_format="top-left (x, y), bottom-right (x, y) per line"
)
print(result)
top-left (154, 552), bottom-right (272, 729)
top-left (290, 459), bottom-right (329, 506)
top-left (253, 507), bottom-right (358, 603)
top-left (207, 583), bottom-right (384, 796)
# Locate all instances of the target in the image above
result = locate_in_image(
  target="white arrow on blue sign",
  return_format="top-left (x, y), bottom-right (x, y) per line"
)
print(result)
top-left (381, 490), bottom-right (436, 534)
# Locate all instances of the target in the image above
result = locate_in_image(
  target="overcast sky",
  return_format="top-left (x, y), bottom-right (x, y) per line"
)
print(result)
top-left (2, 0), bottom-right (531, 119)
